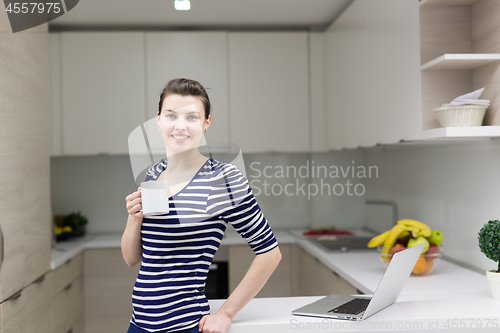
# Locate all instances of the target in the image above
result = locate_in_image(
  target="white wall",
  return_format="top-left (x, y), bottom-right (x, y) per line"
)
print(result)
top-left (363, 139), bottom-right (500, 272)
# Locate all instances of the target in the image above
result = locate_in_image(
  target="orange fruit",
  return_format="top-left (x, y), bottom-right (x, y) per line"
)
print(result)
top-left (423, 260), bottom-right (434, 274)
top-left (412, 257), bottom-right (427, 274)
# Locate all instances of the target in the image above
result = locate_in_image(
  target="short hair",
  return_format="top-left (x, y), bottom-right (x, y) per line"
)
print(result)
top-left (158, 78), bottom-right (211, 119)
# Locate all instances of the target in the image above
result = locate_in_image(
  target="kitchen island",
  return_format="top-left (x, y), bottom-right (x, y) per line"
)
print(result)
top-left (209, 291), bottom-right (500, 332)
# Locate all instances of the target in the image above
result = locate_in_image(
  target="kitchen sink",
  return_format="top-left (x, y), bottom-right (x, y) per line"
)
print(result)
top-left (307, 235), bottom-right (376, 252)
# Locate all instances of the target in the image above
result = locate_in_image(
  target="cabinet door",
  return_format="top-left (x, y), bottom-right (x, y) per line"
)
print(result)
top-left (228, 32), bottom-right (310, 153)
top-left (61, 32), bottom-right (146, 155)
top-left (298, 247), bottom-right (356, 296)
top-left (83, 249), bottom-right (140, 333)
top-left (228, 244), bottom-right (292, 297)
top-left (146, 32), bottom-right (229, 144)
top-left (325, 0), bottom-right (370, 150)
top-left (325, 0), bottom-right (420, 149)
top-left (0, 20), bottom-right (50, 301)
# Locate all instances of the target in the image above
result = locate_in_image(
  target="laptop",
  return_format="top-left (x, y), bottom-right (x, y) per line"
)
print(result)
top-left (292, 242), bottom-right (425, 321)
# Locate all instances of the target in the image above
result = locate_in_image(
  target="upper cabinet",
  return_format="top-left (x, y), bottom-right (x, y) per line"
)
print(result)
top-left (419, 0), bottom-right (500, 139)
top-left (145, 32), bottom-right (229, 144)
top-left (58, 32), bottom-right (146, 155)
top-left (325, 0), bottom-right (421, 150)
top-left (51, 31), bottom-right (314, 155)
top-left (228, 32), bottom-right (310, 153)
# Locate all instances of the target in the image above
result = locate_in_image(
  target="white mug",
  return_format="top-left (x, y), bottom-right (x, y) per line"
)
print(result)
top-left (140, 180), bottom-right (169, 217)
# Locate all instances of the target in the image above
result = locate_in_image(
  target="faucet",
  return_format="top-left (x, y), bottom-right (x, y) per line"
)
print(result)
top-left (365, 199), bottom-right (398, 227)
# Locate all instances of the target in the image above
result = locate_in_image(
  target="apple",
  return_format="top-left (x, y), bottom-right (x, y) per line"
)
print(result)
top-left (390, 243), bottom-right (407, 255)
top-left (407, 236), bottom-right (429, 254)
top-left (427, 229), bottom-right (443, 246)
top-left (426, 243), bottom-right (441, 258)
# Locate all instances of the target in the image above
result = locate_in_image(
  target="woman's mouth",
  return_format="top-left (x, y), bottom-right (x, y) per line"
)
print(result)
top-left (171, 135), bottom-right (189, 142)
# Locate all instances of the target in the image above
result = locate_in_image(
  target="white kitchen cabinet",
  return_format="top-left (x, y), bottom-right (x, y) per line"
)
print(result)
top-left (60, 32), bottom-right (146, 155)
top-left (228, 244), bottom-right (294, 297)
top-left (298, 246), bottom-right (357, 296)
top-left (146, 32), bottom-right (229, 144)
top-left (325, 0), bottom-right (421, 150)
top-left (228, 32), bottom-right (310, 153)
top-left (83, 249), bottom-right (140, 333)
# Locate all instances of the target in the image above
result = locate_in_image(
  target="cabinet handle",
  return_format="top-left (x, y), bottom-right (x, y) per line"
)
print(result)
top-left (8, 291), bottom-right (22, 301)
top-left (34, 274), bottom-right (46, 284)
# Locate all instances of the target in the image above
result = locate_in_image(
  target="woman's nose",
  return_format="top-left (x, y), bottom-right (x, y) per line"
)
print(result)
top-left (174, 118), bottom-right (187, 130)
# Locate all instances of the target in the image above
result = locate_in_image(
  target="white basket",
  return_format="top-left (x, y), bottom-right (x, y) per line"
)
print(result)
top-left (433, 105), bottom-right (488, 127)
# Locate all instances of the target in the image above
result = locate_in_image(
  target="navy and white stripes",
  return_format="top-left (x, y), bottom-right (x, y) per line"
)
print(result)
top-left (129, 158), bottom-right (278, 333)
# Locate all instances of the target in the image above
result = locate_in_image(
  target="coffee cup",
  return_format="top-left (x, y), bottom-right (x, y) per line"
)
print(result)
top-left (139, 180), bottom-right (169, 217)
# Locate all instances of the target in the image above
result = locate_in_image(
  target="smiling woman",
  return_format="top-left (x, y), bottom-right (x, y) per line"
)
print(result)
top-left (122, 78), bottom-right (282, 333)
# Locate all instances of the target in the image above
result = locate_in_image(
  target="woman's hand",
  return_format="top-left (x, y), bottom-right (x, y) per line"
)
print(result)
top-left (198, 311), bottom-right (232, 333)
top-left (126, 187), bottom-right (143, 219)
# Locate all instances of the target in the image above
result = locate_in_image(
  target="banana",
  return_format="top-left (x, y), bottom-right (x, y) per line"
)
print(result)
top-left (397, 219), bottom-right (431, 237)
top-left (406, 226), bottom-right (421, 238)
top-left (382, 224), bottom-right (408, 255)
top-left (367, 230), bottom-right (391, 248)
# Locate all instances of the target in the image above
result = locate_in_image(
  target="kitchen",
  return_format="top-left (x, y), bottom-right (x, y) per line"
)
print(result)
top-left (1, 0), bottom-right (500, 332)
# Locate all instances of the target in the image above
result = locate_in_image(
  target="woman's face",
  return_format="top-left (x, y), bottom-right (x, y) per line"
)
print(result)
top-left (157, 94), bottom-right (211, 155)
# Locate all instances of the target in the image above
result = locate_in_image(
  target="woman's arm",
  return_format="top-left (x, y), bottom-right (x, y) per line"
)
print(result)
top-left (121, 187), bottom-right (144, 267)
top-left (121, 214), bottom-right (143, 267)
top-left (198, 246), bottom-right (282, 332)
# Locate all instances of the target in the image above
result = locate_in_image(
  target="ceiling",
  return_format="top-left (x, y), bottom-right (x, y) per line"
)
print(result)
top-left (49, 0), bottom-right (353, 31)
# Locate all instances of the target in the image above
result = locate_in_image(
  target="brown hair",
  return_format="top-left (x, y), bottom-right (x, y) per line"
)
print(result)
top-left (158, 78), bottom-right (211, 119)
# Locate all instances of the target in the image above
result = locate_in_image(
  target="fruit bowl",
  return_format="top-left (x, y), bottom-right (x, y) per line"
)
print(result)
top-left (377, 245), bottom-right (442, 276)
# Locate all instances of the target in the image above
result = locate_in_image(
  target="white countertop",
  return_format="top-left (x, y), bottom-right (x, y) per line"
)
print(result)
top-left (288, 228), bottom-right (491, 295)
top-left (208, 293), bottom-right (500, 333)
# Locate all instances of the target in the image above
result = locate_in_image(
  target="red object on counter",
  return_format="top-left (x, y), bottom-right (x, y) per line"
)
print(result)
top-left (302, 230), bottom-right (354, 236)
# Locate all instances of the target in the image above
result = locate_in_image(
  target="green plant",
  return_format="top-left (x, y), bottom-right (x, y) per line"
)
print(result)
top-left (478, 219), bottom-right (500, 273)
top-left (63, 211), bottom-right (88, 230)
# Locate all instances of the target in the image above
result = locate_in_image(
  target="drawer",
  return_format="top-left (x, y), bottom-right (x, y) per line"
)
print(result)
top-left (24, 274), bottom-right (52, 333)
top-left (51, 252), bottom-right (83, 298)
top-left (51, 276), bottom-right (83, 333)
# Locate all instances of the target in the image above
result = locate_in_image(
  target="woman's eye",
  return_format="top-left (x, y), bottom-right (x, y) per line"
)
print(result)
top-left (166, 114), bottom-right (176, 119)
top-left (188, 115), bottom-right (199, 120)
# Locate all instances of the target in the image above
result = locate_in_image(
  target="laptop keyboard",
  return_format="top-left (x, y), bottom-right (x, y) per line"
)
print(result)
top-left (328, 298), bottom-right (370, 315)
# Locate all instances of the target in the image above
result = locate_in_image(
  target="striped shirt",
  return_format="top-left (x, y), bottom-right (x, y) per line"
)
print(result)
top-left (129, 157), bottom-right (279, 333)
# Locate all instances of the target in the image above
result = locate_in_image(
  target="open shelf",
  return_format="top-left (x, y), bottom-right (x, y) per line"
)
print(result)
top-left (421, 54), bottom-right (500, 71)
top-left (420, 126), bottom-right (500, 140)
top-left (420, 0), bottom-right (480, 7)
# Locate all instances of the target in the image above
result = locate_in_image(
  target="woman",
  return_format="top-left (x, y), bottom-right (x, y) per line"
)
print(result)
top-left (122, 78), bottom-right (282, 333)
